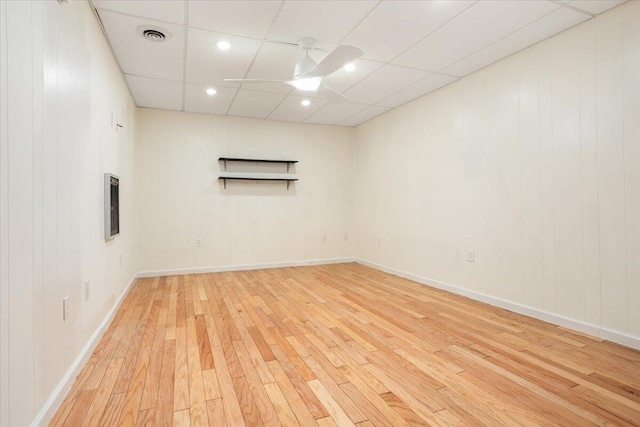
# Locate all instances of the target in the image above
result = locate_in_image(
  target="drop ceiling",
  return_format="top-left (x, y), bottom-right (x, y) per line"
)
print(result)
top-left (92, 0), bottom-right (624, 127)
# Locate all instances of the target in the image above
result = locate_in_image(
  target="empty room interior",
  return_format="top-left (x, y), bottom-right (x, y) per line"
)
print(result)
top-left (2, 0), bottom-right (640, 426)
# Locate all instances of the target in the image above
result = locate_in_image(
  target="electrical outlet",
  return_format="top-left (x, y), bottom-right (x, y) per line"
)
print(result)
top-left (344, 233), bottom-right (348, 241)
top-left (322, 234), bottom-right (327, 243)
top-left (62, 296), bottom-right (70, 321)
top-left (467, 249), bottom-right (475, 263)
top-left (196, 239), bottom-right (202, 247)
top-left (84, 280), bottom-right (90, 301)
top-left (377, 238), bottom-right (381, 247)
top-left (119, 254), bottom-right (123, 267)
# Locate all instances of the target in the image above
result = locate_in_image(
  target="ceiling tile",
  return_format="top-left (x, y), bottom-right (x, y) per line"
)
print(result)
top-left (338, 105), bottom-right (391, 126)
top-left (125, 75), bottom-right (183, 110)
top-left (377, 73), bottom-right (458, 108)
top-left (184, 83), bottom-right (237, 115)
top-left (568, 0), bottom-right (625, 15)
top-left (98, 10), bottom-right (184, 80)
top-left (186, 28), bottom-right (261, 86)
top-left (93, 0), bottom-right (185, 24)
top-left (344, 64), bottom-right (431, 105)
top-left (228, 89), bottom-right (286, 119)
top-left (442, 7), bottom-right (589, 77)
top-left (304, 102), bottom-right (369, 125)
top-left (393, 1), bottom-right (560, 72)
top-left (320, 59), bottom-right (384, 94)
top-left (268, 95), bottom-right (329, 123)
top-left (267, 1), bottom-right (377, 50)
top-left (188, 1), bottom-right (281, 39)
top-left (344, 0), bottom-right (474, 62)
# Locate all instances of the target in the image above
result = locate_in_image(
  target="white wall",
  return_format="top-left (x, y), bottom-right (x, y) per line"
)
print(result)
top-left (354, 1), bottom-right (640, 346)
top-left (0, 1), bottom-right (138, 425)
top-left (136, 109), bottom-right (354, 274)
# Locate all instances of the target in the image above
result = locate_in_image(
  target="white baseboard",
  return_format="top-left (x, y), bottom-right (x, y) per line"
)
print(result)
top-left (356, 258), bottom-right (640, 351)
top-left (137, 257), bottom-right (355, 278)
top-left (31, 273), bottom-right (139, 427)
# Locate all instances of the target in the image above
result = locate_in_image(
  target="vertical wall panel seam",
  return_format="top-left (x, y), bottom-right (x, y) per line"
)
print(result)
top-left (620, 11), bottom-right (629, 331)
top-left (578, 27), bottom-right (586, 321)
top-left (536, 47), bottom-right (545, 308)
top-left (594, 15), bottom-right (603, 329)
top-left (31, 0), bottom-right (44, 413)
top-left (550, 44), bottom-right (557, 312)
top-left (518, 60), bottom-right (524, 303)
top-left (31, 1), bottom-right (36, 419)
top-left (0, 0), bottom-right (9, 424)
top-left (180, 0), bottom-right (188, 112)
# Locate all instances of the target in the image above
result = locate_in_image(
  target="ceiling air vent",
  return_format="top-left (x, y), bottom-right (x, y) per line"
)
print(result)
top-left (136, 25), bottom-right (171, 42)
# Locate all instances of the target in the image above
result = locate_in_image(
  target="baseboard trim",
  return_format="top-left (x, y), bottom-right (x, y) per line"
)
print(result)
top-left (355, 258), bottom-right (640, 351)
top-left (137, 257), bottom-right (355, 278)
top-left (31, 272), bottom-right (139, 427)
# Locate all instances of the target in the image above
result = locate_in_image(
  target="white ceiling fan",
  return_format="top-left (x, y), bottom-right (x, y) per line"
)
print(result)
top-left (224, 38), bottom-right (364, 103)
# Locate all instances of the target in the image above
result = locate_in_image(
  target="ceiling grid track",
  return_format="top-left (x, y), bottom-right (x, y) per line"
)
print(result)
top-left (224, 0), bottom-right (287, 116)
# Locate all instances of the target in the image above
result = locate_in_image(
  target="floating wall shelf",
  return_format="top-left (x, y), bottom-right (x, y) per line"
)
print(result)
top-left (218, 176), bottom-right (298, 189)
top-left (218, 157), bottom-right (298, 190)
top-left (219, 157), bottom-right (298, 172)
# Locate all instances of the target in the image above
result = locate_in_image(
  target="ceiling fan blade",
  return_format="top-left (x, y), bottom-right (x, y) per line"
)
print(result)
top-left (224, 79), bottom-right (287, 84)
top-left (299, 45), bottom-right (364, 79)
top-left (318, 83), bottom-right (347, 104)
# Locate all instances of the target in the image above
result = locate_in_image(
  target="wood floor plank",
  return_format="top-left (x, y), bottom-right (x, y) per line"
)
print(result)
top-left (81, 358), bottom-right (124, 427)
top-left (174, 327), bottom-right (190, 411)
top-left (266, 359), bottom-right (324, 424)
top-left (117, 344), bottom-right (152, 427)
top-left (154, 338), bottom-right (176, 427)
top-left (173, 409), bottom-right (190, 427)
top-left (307, 379), bottom-right (356, 427)
top-left (206, 399), bottom-right (227, 427)
top-left (52, 264), bottom-right (640, 427)
top-left (263, 381), bottom-right (303, 427)
top-left (62, 389), bottom-right (96, 427)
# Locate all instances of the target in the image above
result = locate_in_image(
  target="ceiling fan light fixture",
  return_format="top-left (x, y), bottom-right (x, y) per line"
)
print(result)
top-left (301, 99), bottom-right (311, 107)
top-left (343, 63), bottom-right (356, 72)
top-left (290, 77), bottom-right (322, 92)
top-left (206, 87), bottom-right (217, 96)
top-left (216, 40), bottom-right (231, 50)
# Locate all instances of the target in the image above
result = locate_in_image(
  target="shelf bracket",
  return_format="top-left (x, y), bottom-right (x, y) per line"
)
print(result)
top-left (224, 159), bottom-right (227, 171)
top-left (223, 178), bottom-right (227, 189)
top-left (287, 163), bottom-right (290, 173)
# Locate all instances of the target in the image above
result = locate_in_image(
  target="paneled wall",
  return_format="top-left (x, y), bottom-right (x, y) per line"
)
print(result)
top-left (0, 1), bottom-right (137, 425)
top-left (354, 1), bottom-right (640, 343)
top-left (136, 109), bottom-right (354, 273)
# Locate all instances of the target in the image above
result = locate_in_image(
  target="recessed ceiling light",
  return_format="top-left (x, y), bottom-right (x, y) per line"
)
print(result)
top-left (343, 63), bottom-right (356, 72)
top-left (217, 40), bottom-right (231, 50)
top-left (206, 88), bottom-right (217, 96)
top-left (301, 99), bottom-right (311, 107)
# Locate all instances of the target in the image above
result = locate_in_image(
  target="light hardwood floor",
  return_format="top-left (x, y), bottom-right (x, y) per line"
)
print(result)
top-left (51, 263), bottom-right (640, 426)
